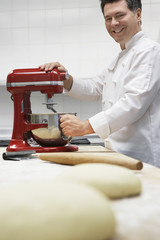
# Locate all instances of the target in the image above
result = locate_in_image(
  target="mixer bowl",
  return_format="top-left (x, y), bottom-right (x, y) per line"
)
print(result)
top-left (29, 113), bottom-right (76, 147)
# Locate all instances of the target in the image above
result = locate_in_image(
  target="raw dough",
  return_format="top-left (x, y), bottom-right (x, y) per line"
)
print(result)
top-left (32, 126), bottom-right (61, 139)
top-left (55, 163), bottom-right (142, 198)
top-left (0, 182), bottom-right (115, 240)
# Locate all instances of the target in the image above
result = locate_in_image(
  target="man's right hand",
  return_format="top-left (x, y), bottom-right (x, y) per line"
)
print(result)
top-left (39, 62), bottom-right (67, 72)
top-left (39, 62), bottom-right (73, 91)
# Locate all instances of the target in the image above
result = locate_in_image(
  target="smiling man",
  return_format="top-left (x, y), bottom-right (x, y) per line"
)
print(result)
top-left (40, 0), bottom-right (160, 167)
top-left (103, 0), bottom-right (142, 49)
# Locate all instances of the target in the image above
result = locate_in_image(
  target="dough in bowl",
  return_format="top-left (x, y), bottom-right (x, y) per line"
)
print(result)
top-left (32, 126), bottom-right (61, 139)
top-left (0, 182), bottom-right (115, 240)
top-left (55, 163), bottom-right (142, 199)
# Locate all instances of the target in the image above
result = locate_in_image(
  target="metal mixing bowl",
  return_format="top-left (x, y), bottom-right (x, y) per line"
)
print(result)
top-left (29, 113), bottom-right (76, 147)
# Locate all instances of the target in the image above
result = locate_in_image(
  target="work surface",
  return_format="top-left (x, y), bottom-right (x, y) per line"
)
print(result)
top-left (0, 146), bottom-right (160, 240)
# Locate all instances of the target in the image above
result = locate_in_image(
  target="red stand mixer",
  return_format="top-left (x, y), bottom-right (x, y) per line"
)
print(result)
top-left (6, 68), bottom-right (78, 153)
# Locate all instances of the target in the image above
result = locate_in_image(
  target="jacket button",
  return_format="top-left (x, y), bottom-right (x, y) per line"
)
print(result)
top-left (109, 100), bottom-right (113, 106)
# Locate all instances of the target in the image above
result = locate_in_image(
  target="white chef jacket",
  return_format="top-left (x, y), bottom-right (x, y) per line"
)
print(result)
top-left (66, 31), bottom-right (160, 167)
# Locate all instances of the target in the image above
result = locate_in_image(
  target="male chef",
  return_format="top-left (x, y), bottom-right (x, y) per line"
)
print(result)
top-left (39, 0), bottom-right (160, 167)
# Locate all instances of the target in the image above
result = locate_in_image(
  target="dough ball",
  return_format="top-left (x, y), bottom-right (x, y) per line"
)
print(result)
top-left (0, 182), bottom-right (115, 240)
top-left (50, 126), bottom-right (61, 138)
top-left (32, 126), bottom-right (60, 139)
top-left (32, 127), bottom-right (50, 138)
top-left (55, 163), bottom-right (142, 199)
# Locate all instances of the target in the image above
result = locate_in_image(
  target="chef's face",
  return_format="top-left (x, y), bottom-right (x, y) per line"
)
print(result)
top-left (103, 0), bottom-right (142, 50)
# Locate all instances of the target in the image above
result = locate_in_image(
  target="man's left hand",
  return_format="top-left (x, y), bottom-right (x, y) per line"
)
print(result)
top-left (60, 114), bottom-right (94, 137)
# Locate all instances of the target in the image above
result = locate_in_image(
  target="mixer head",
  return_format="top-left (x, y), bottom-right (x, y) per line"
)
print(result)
top-left (7, 68), bottom-right (68, 95)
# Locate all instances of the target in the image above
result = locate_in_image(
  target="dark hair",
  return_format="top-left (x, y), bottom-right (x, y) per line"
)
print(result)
top-left (100, 0), bottom-right (142, 14)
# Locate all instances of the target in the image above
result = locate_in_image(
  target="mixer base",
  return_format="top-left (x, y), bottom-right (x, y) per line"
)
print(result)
top-left (6, 139), bottom-right (78, 153)
top-left (31, 145), bottom-right (79, 153)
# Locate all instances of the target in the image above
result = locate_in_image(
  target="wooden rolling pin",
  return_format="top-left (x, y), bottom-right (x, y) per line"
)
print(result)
top-left (39, 152), bottom-right (143, 170)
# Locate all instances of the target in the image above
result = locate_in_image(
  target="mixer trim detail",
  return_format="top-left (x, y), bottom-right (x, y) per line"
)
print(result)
top-left (7, 81), bottom-right (64, 87)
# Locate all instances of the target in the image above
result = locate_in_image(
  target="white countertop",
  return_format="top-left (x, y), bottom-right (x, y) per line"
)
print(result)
top-left (0, 146), bottom-right (160, 240)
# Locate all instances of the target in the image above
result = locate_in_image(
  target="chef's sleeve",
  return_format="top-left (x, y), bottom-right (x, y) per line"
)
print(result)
top-left (65, 70), bottom-right (107, 101)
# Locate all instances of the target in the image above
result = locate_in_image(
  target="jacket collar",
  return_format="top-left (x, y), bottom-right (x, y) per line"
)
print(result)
top-left (125, 31), bottom-right (144, 49)
top-left (108, 31), bottom-right (145, 71)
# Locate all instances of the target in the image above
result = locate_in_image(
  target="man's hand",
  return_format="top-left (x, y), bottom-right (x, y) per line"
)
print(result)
top-left (39, 62), bottom-right (73, 91)
top-left (39, 62), bottom-right (67, 72)
top-left (60, 114), bottom-right (95, 137)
